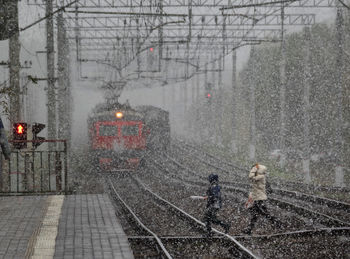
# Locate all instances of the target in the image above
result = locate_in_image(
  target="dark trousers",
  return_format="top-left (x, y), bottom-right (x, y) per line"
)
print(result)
top-left (247, 200), bottom-right (279, 230)
top-left (204, 207), bottom-right (228, 233)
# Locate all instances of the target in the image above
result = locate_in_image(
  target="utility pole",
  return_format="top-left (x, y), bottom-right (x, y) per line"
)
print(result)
top-left (218, 56), bottom-right (224, 146)
top-left (46, 0), bottom-right (56, 144)
top-left (211, 51), bottom-right (216, 89)
top-left (136, 18), bottom-right (140, 78)
top-left (335, 6), bottom-right (345, 187)
top-left (249, 47), bottom-right (256, 161)
top-left (186, 0), bottom-right (192, 78)
top-left (57, 11), bottom-right (64, 140)
top-left (231, 50), bottom-right (237, 154)
top-left (204, 60), bottom-right (209, 140)
top-left (57, 8), bottom-right (72, 149)
top-left (196, 69), bottom-right (202, 142)
top-left (191, 72), bottom-right (195, 104)
top-left (9, 0), bottom-right (20, 125)
top-left (170, 66), bottom-right (176, 131)
top-left (279, 5), bottom-right (287, 167)
top-left (218, 56), bottom-right (222, 89)
top-left (183, 70), bottom-right (188, 114)
top-left (158, 0), bottom-right (163, 72)
top-left (74, 3), bottom-right (81, 75)
top-left (195, 60), bottom-right (200, 102)
top-left (302, 27), bottom-right (312, 184)
top-left (162, 46), bottom-right (169, 109)
top-left (222, 15), bottom-right (227, 90)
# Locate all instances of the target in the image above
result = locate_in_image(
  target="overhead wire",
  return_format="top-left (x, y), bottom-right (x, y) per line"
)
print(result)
top-left (55, 0), bottom-right (333, 86)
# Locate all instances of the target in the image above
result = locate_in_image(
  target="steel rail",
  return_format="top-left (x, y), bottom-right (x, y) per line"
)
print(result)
top-left (109, 168), bottom-right (258, 258)
top-left (146, 156), bottom-right (334, 233)
top-left (108, 176), bottom-right (172, 259)
top-left (149, 156), bottom-right (346, 232)
top-left (134, 170), bottom-right (259, 258)
top-left (160, 148), bottom-right (350, 228)
top-left (175, 139), bottom-right (350, 208)
top-left (155, 155), bottom-right (349, 228)
top-left (235, 227), bottom-right (350, 239)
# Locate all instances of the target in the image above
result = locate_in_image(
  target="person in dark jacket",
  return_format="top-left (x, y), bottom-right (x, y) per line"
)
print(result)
top-left (0, 117), bottom-right (10, 160)
top-left (0, 116), bottom-right (11, 190)
top-left (203, 173), bottom-right (230, 237)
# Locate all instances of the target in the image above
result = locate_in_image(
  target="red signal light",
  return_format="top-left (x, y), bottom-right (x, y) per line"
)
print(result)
top-left (17, 124), bottom-right (24, 134)
top-left (207, 93), bottom-right (211, 98)
top-left (150, 47), bottom-right (154, 52)
top-left (13, 122), bottom-right (27, 149)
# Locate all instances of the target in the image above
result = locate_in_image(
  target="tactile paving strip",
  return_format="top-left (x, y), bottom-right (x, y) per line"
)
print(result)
top-left (30, 195), bottom-right (64, 259)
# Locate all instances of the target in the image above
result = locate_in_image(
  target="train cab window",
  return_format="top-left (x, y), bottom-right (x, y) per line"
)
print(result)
top-left (121, 125), bottom-right (139, 136)
top-left (99, 125), bottom-right (118, 136)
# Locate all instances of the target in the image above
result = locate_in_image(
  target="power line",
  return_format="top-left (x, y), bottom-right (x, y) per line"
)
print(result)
top-left (338, 0), bottom-right (350, 9)
top-left (220, 0), bottom-right (300, 10)
top-left (19, 0), bottom-right (78, 33)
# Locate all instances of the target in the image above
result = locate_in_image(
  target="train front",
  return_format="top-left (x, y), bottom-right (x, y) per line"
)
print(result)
top-left (88, 108), bottom-right (147, 172)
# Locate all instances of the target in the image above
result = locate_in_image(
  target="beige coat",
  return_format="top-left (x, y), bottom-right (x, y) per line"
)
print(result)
top-left (248, 164), bottom-right (267, 201)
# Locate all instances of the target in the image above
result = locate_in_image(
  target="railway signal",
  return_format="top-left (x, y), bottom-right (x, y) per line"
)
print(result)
top-left (32, 123), bottom-right (45, 149)
top-left (148, 46), bottom-right (156, 67)
top-left (205, 83), bottom-right (213, 99)
top-left (12, 122), bottom-right (27, 149)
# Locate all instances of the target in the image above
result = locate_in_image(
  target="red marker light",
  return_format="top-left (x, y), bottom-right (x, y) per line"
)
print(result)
top-left (17, 124), bottom-right (24, 134)
top-left (207, 93), bottom-right (211, 98)
top-left (150, 47), bottom-right (154, 52)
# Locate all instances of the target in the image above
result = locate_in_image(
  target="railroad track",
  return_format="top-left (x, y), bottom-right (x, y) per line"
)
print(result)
top-left (149, 148), bottom-right (350, 229)
top-left (137, 154), bottom-right (350, 258)
top-left (106, 173), bottom-right (257, 258)
top-left (169, 140), bottom-right (350, 225)
top-left (174, 138), bottom-right (350, 201)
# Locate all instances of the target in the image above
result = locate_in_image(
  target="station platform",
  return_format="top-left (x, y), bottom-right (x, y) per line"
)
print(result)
top-left (0, 194), bottom-right (134, 259)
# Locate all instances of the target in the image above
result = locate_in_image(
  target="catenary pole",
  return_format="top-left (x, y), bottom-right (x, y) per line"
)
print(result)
top-left (46, 0), bottom-right (56, 146)
top-left (231, 50), bottom-right (237, 154)
top-left (9, 0), bottom-right (20, 125)
top-left (249, 47), bottom-right (256, 161)
top-left (279, 4), bottom-right (287, 167)
top-left (302, 26), bottom-right (312, 183)
top-left (57, 6), bottom-right (72, 150)
top-left (57, 11), bottom-right (65, 140)
top-left (334, 6), bottom-right (345, 187)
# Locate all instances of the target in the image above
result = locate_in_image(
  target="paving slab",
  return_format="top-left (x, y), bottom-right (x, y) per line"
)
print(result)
top-left (0, 196), bottom-right (49, 259)
top-left (54, 194), bottom-right (134, 259)
top-left (0, 194), bottom-right (134, 259)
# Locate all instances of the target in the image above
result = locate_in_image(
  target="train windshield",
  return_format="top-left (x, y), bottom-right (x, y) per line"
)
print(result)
top-left (121, 125), bottom-right (139, 136)
top-left (99, 125), bottom-right (118, 136)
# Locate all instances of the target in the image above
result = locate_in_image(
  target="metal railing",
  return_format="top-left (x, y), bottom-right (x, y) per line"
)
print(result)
top-left (0, 140), bottom-right (68, 194)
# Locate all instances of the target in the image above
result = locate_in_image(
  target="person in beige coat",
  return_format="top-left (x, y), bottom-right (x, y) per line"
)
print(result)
top-left (242, 163), bottom-right (280, 235)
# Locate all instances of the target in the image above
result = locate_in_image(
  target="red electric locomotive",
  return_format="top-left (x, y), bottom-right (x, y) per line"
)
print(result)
top-left (87, 101), bottom-right (170, 172)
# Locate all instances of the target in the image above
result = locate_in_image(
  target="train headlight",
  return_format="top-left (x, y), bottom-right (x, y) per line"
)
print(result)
top-left (115, 112), bottom-right (123, 119)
